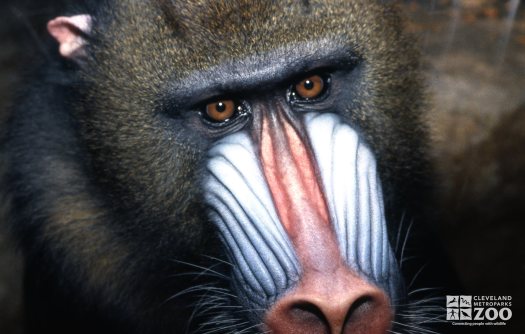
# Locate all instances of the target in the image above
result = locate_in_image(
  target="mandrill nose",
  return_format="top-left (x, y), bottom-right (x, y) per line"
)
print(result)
top-left (264, 267), bottom-right (393, 334)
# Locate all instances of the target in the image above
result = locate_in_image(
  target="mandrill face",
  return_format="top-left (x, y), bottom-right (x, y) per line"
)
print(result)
top-left (206, 111), bottom-right (400, 332)
top-left (7, 1), bottom-right (452, 334)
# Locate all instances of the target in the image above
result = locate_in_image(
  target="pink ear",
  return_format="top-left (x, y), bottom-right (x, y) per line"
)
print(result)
top-left (47, 15), bottom-right (92, 59)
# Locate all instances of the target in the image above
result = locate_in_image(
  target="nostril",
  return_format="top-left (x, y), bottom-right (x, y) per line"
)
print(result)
top-left (266, 299), bottom-right (332, 334)
top-left (288, 296), bottom-right (385, 334)
top-left (343, 296), bottom-right (375, 331)
top-left (265, 291), bottom-right (392, 334)
top-left (287, 298), bottom-right (379, 334)
top-left (264, 267), bottom-right (393, 334)
top-left (288, 301), bottom-right (330, 333)
top-left (341, 294), bottom-right (393, 334)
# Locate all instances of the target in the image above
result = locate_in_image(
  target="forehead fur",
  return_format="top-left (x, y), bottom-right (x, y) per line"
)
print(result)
top-left (91, 0), bottom-right (407, 81)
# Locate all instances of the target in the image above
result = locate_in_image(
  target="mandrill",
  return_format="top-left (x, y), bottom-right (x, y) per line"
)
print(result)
top-left (4, 1), bottom-right (458, 333)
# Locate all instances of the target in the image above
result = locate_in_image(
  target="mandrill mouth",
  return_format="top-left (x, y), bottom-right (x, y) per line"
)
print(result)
top-left (205, 112), bottom-right (403, 333)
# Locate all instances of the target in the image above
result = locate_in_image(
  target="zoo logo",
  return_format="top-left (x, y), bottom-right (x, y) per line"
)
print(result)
top-left (446, 295), bottom-right (513, 322)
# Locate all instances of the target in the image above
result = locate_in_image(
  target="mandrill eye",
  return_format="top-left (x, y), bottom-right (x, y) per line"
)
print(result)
top-left (200, 99), bottom-right (250, 128)
top-left (205, 100), bottom-right (236, 123)
top-left (293, 74), bottom-right (327, 100)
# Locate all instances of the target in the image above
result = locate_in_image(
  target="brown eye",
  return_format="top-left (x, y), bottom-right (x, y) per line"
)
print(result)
top-left (205, 100), bottom-right (236, 122)
top-left (295, 75), bottom-right (325, 100)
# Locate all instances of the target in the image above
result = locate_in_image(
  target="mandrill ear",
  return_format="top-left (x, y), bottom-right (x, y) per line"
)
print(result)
top-left (47, 15), bottom-right (92, 60)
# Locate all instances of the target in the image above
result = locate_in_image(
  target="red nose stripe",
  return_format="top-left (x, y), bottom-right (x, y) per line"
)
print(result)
top-left (260, 112), bottom-right (330, 236)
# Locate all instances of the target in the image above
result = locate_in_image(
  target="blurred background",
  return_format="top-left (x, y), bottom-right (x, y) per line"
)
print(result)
top-left (406, 2), bottom-right (525, 333)
top-left (0, 0), bottom-right (523, 333)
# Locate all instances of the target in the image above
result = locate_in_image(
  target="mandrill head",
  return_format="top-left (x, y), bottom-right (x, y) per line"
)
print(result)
top-left (8, 1), bottom-right (451, 333)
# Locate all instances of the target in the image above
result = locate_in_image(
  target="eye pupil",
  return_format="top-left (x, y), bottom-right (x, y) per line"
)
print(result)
top-left (303, 80), bottom-right (314, 90)
top-left (216, 102), bottom-right (226, 113)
